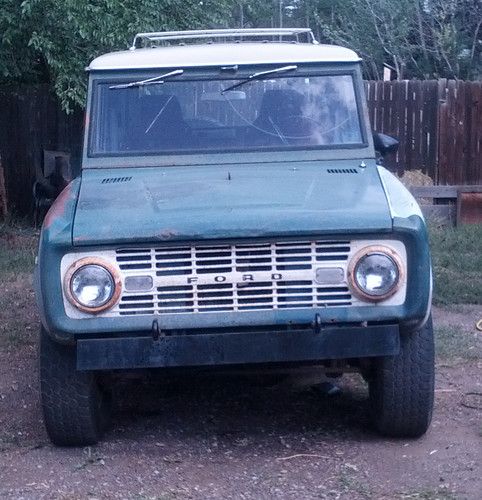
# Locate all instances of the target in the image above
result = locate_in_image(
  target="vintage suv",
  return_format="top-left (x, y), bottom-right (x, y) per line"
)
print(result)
top-left (36, 28), bottom-right (434, 446)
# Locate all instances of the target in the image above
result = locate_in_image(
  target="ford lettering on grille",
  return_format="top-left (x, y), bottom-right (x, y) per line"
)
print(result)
top-left (115, 241), bottom-right (352, 315)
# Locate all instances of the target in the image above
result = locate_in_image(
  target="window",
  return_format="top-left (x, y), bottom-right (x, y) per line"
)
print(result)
top-left (90, 73), bottom-right (363, 156)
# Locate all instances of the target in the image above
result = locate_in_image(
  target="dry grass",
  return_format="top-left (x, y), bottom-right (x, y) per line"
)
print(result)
top-left (398, 169), bottom-right (434, 188)
top-left (0, 219), bottom-right (38, 348)
top-left (435, 324), bottom-right (481, 361)
top-left (0, 218), bottom-right (37, 278)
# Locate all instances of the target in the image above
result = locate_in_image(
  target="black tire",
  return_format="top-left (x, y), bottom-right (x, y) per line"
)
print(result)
top-left (369, 315), bottom-right (434, 438)
top-left (39, 327), bottom-right (111, 446)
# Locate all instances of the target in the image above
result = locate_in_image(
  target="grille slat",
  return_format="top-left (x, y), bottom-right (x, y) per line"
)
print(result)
top-left (119, 263), bottom-right (152, 270)
top-left (115, 240), bottom-right (352, 315)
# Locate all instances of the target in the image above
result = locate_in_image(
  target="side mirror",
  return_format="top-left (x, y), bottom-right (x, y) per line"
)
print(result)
top-left (373, 132), bottom-right (399, 157)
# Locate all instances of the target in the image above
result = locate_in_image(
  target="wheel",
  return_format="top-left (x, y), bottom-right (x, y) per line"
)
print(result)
top-left (368, 315), bottom-right (434, 438)
top-left (39, 327), bottom-right (111, 446)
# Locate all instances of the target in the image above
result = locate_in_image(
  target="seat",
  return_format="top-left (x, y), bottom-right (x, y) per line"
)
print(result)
top-left (249, 89), bottom-right (316, 146)
top-left (255, 89), bottom-right (304, 126)
top-left (133, 94), bottom-right (192, 151)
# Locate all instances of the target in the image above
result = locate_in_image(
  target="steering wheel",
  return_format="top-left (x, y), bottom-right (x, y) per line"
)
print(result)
top-left (275, 115), bottom-right (318, 140)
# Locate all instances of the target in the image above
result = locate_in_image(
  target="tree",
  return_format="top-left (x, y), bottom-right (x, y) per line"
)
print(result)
top-left (0, 0), bottom-right (45, 84)
top-left (312, 0), bottom-right (481, 80)
top-left (1, 0), bottom-right (233, 110)
top-left (423, 0), bottom-right (482, 79)
top-left (0, 0), bottom-right (480, 111)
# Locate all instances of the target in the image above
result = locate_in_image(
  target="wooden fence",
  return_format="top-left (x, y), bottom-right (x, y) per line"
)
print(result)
top-left (0, 85), bottom-right (83, 215)
top-left (365, 80), bottom-right (482, 185)
top-left (0, 80), bottom-right (481, 215)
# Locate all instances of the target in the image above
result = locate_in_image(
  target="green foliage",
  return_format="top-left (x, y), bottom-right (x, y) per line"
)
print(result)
top-left (1, 0), bottom-right (234, 110)
top-left (435, 324), bottom-right (481, 360)
top-left (0, 1), bottom-right (480, 109)
top-left (0, 0), bottom-right (42, 83)
top-left (430, 224), bottom-right (482, 305)
top-left (0, 229), bottom-right (37, 279)
top-left (311, 0), bottom-right (482, 80)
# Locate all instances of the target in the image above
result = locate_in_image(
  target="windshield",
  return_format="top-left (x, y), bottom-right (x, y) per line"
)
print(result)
top-left (89, 72), bottom-right (364, 156)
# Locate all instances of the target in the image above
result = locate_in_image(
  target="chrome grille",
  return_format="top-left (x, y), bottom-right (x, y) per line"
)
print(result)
top-left (115, 241), bottom-right (352, 315)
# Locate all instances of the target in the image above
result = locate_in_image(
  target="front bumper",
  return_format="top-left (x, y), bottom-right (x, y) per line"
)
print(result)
top-left (76, 323), bottom-right (399, 370)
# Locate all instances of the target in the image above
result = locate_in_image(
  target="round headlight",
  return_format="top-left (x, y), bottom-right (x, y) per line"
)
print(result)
top-left (349, 248), bottom-right (402, 301)
top-left (71, 265), bottom-right (114, 308)
top-left (64, 258), bottom-right (121, 313)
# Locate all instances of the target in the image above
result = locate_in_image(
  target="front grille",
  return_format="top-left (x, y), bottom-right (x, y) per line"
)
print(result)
top-left (115, 241), bottom-right (352, 315)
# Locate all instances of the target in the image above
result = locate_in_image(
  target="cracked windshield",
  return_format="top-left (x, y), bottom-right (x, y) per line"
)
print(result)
top-left (91, 73), bottom-right (363, 155)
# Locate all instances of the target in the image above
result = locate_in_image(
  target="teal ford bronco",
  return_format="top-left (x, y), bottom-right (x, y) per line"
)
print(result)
top-left (35, 29), bottom-right (434, 446)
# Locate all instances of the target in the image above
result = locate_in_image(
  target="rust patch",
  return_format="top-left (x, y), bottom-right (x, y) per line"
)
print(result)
top-left (43, 182), bottom-right (75, 229)
top-left (158, 228), bottom-right (180, 240)
top-left (73, 235), bottom-right (90, 242)
top-left (457, 192), bottom-right (482, 224)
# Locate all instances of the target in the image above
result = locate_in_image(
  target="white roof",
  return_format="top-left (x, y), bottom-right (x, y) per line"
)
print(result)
top-left (88, 43), bottom-right (360, 71)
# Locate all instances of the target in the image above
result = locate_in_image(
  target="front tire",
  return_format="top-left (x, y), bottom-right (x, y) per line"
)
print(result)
top-left (40, 327), bottom-right (111, 446)
top-left (369, 315), bottom-right (434, 437)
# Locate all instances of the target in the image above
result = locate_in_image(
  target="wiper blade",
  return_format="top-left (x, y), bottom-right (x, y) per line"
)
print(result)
top-left (221, 65), bottom-right (297, 93)
top-left (109, 69), bottom-right (184, 89)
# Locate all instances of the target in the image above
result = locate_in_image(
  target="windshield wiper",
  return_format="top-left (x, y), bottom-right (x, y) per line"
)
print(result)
top-left (221, 65), bottom-right (297, 93)
top-left (109, 69), bottom-right (184, 89)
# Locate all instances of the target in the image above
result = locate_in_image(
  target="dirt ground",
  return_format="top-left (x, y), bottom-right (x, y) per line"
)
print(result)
top-left (0, 300), bottom-right (481, 500)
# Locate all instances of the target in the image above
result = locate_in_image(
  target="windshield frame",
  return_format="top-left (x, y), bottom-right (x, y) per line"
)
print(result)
top-left (84, 63), bottom-right (373, 167)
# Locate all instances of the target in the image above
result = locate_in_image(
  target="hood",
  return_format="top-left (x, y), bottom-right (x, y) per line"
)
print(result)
top-left (72, 160), bottom-right (392, 246)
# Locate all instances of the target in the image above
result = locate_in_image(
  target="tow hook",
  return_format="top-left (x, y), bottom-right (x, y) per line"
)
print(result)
top-left (151, 319), bottom-right (162, 340)
top-left (313, 313), bottom-right (322, 334)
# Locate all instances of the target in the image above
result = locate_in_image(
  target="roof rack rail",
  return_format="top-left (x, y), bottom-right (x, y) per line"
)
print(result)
top-left (131, 28), bottom-right (318, 50)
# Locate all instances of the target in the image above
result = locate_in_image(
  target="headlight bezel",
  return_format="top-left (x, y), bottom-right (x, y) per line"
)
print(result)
top-left (64, 257), bottom-right (122, 313)
top-left (347, 245), bottom-right (403, 302)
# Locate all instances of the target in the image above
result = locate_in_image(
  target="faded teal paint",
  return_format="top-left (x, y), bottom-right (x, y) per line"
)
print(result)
top-left (72, 160), bottom-right (392, 246)
top-left (35, 178), bottom-right (82, 342)
top-left (37, 211), bottom-right (430, 343)
top-left (35, 56), bottom-right (432, 348)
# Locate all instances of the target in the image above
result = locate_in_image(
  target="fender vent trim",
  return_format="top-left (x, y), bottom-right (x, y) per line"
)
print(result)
top-left (327, 169), bottom-right (358, 174)
top-left (101, 176), bottom-right (132, 184)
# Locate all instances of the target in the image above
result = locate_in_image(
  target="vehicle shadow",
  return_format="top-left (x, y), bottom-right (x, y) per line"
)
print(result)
top-left (110, 369), bottom-right (376, 444)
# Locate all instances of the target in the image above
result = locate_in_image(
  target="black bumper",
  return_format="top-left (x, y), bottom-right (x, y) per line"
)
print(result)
top-left (76, 324), bottom-right (400, 371)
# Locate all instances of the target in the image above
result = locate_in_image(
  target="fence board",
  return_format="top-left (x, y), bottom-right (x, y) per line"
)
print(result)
top-left (448, 79), bottom-right (458, 185)
top-left (375, 81), bottom-right (384, 138)
top-left (393, 82), bottom-right (406, 172)
top-left (436, 80), bottom-right (448, 185)
top-left (406, 80), bottom-right (416, 170)
top-left (422, 80), bottom-right (438, 180)
top-left (381, 81), bottom-right (391, 135)
top-left (468, 82), bottom-right (482, 184)
top-left (454, 81), bottom-right (466, 185)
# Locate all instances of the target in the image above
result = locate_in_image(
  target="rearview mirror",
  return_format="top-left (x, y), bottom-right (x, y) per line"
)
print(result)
top-left (373, 132), bottom-right (399, 157)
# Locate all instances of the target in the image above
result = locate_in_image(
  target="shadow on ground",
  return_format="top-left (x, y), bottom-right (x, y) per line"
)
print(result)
top-left (111, 370), bottom-right (372, 443)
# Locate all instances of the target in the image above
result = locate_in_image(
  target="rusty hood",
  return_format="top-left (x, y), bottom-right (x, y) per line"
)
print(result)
top-left (72, 161), bottom-right (392, 246)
